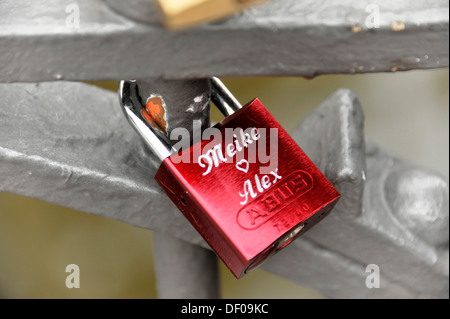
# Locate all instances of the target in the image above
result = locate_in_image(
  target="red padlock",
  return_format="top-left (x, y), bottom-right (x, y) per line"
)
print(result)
top-left (120, 78), bottom-right (340, 278)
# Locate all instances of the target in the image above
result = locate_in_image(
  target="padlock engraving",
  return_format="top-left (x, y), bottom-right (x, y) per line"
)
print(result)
top-left (237, 170), bottom-right (313, 230)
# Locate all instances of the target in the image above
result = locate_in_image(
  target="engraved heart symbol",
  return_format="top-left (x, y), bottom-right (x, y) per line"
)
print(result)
top-left (236, 159), bottom-right (249, 173)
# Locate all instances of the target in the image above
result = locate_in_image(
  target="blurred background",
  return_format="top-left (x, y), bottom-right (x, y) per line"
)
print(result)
top-left (0, 68), bottom-right (448, 298)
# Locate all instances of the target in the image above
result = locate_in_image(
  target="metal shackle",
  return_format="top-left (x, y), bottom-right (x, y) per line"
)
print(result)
top-left (119, 77), bottom-right (243, 161)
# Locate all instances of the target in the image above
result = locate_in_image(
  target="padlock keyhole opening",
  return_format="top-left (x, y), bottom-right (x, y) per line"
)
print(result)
top-left (276, 223), bottom-right (307, 251)
top-left (244, 223), bottom-right (308, 275)
top-left (180, 196), bottom-right (187, 206)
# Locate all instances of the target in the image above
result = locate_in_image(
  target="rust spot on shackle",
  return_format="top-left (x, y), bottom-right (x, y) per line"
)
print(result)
top-left (142, 96), bottom-right (168, 135)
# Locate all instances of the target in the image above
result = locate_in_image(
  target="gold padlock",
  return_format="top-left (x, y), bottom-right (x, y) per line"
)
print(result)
top-left (153, 0), bottom-right (270, 30)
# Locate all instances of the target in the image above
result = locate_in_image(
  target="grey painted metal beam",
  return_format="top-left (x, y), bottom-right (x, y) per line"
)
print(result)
top-left (287, 90), bottom-right (448, 298)
top-left (0, 81), bottom-right (447, 298)
top-left (153, 231), bottom-right (219, 299)
top-left (0, 0), bottom-right (448, 83)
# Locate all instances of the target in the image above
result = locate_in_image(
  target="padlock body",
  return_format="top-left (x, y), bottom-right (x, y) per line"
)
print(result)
top-left (155, 0), bottom-right (270, 30)
top-left (155, 98), bottom-right (340, 278)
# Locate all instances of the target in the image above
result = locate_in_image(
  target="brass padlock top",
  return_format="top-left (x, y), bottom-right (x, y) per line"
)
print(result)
top-left (153, 0), bottom-right (271, 30)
